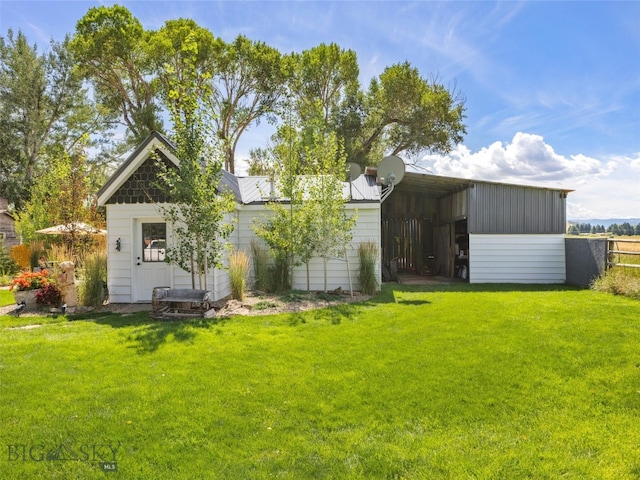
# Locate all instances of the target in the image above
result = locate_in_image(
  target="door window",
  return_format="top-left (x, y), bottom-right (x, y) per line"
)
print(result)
top-left (142, 223), bottom-right (166, 262)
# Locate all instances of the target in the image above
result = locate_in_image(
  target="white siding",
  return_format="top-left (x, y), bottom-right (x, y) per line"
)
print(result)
top-left (469, 234), bottom-right (566, 284)
top-left (105, 204), bottom-right (161, 303)
top-left (106, 202), bottom-right (381, 303)
top-left (106, 204), bottom-right (235, 303)
top-left (236, 203), bottom-right (381, 292)
top-left (169, 212), bottom-right (235, 300)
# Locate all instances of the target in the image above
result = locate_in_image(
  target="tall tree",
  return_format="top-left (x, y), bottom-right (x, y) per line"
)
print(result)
top-left (253, 104), bottom-right (356, 292)
top-left (0, 29), bottom-right (104, 209)
top-left (246, 147), bottom-right (272, 176)
top-left (290, 43), bottom-right (359, 127)
top-left (289, 43), bottom-right (360, 168)
top-left (155, 33), bottom-right (235, 289)
top-left (148, 18), bottom-right (221, 101)
top-left (71, 4), bottom-right (163, 146)
top-left (208, 35), bottom-right (287, 173)
top-left (353, 62), bottom-right (466, 166)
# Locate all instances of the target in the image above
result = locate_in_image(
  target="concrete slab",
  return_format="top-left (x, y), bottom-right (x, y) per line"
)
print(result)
top-left (396, 274), bottom-right (465, 285)
top-left (107, 303), bottom-right (152, 314)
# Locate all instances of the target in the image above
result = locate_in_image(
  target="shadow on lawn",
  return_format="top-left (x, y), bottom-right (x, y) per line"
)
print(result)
top-left (382, 282), bottom-right (583, 295)
top-left (68, 282), bottom-right (580, 352)
top-left (73, 312), bottom-right (223, 354)
top-left (125, 321), bottom-right (200, 354)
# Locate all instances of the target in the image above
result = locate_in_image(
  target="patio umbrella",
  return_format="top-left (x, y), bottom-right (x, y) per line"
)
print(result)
top-left (35, 222), bottom-right (107, 235)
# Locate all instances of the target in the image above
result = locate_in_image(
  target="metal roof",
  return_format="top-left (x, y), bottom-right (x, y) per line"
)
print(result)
top-left (398, 172), bottom-right (473, 198)
top-left (97, 132), bottom-right (379, 206)
top-left (99, 132), bottom-right (572, 208)
top-left (393, 171), bottom-right (573, 199)
top-left (236, 174), bottom-right (380, 204)
top-left (219, 170), bottom-right (241, 202)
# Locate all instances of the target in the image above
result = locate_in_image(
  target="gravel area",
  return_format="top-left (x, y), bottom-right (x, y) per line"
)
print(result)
top-left (1, 290), bottom-right (372, 318)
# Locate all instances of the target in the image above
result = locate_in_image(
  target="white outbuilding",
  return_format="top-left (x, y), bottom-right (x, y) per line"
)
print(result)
top-left (97, 132), bottom-right (381, 303)
top-left (97, 132), bottom-right (572, 303)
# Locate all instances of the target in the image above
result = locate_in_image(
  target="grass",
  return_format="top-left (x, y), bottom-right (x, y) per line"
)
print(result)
top-left (0, 289), bottom-right (14, 307)
top-left (592, 237), bottom-right (640, 299)
top-left (1, 284), bottom-right (639, 479)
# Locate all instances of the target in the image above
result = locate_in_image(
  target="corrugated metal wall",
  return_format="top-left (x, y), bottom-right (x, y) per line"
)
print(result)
top-left (437, 189), bottom-right (467, 224)
top-left (468, 183), bottom-right (566, 234)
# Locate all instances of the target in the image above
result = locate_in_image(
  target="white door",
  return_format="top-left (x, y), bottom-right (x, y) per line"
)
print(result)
top-left (132, 219), bottom-right (171, 302)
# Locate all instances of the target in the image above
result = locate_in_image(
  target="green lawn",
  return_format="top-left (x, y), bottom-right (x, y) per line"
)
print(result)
top-left (1, 284), bottom-right (639, 479)
top-left (0, 289), bottom-right (14, 307)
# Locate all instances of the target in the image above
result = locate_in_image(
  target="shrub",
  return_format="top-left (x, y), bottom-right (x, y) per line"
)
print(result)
top-left (79, 250), bottom-right (107, 307)
top-left (591, 267), bottom-right (640, 299)
top-left (0, 243), bottom-right (20, 277)
top-left (35, 283), bottom-right (62, 307)
top-left (268, 255), bottom-right (290, 293)
top-left (253, 300), bottom-right (278, 311)
top-left (250, 240), bottom-right (270, 291)
top-left (10, 244), bottom-right (29, 270)
top-left (358, 241), bottom-right (379, 295)
top-left (229, 250), bottom-right (251, 301)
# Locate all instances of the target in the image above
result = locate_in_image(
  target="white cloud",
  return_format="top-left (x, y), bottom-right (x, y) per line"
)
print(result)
top-left (416, 132), bottom-right (639, 219)
top-left (419, 132), bottom-right (607, 186)
top-left (628, 153), bottom-right (640, 172)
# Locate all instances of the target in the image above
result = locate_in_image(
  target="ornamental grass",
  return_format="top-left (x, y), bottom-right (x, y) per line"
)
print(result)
top-left (229, 249), bottom-right (251, 301)
top-left (358, 240), bottom-right (379, 295)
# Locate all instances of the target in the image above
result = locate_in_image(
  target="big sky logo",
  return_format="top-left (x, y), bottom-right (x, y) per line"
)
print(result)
top-left (7, 441), bottom-right (120, 472)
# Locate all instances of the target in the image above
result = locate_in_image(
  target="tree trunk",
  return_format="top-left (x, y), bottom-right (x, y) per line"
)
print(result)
top-left (190, 253), bottom-right (195, 289)
top-left (203, 248), bottom-right (208, 290)
top-left (344, 247), bottom-right (353, 299)
top-left (323, 256), bottom-right (328, 293)
top-left (225, 145), bottom-right (235, 174)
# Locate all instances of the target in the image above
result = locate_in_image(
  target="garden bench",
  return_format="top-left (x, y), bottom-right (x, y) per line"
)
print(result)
top-left (152, 288), bottom-right (216, 319)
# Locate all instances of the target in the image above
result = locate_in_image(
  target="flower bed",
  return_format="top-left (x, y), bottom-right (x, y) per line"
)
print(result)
top-left (10, 270), bottom-right (62, 310)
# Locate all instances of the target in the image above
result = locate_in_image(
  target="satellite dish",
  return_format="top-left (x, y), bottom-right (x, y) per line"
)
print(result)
top-left (377, 155), bottom-right (405, 186)
top-left (346, 162), bottom-right (362, 181)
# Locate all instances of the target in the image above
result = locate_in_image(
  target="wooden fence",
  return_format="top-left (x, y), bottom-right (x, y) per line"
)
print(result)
top-left (607, 238), bottom-right (640, 269)
top-left (381, 218), bottom-right (435, 273)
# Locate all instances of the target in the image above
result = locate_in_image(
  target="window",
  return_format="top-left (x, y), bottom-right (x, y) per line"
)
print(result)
top-left (142, 223), bottom-right (166, 262)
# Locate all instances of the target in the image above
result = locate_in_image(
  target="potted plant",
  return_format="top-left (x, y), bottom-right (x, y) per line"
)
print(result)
top-left (10, 270), bottom-right (51, 309)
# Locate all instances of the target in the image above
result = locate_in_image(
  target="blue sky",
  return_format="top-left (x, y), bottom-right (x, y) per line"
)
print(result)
top-left (2, 1), bottom-right (639, 220)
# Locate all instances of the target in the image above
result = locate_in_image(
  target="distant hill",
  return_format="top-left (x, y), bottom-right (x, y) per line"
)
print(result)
top-left (568, 218), bottom-right (640, 228)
